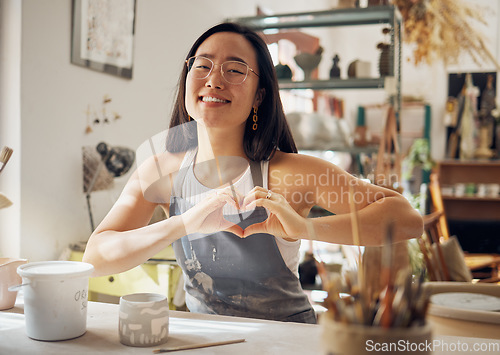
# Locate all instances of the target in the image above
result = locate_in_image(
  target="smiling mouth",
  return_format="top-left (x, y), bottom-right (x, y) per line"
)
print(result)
top-left (200, 96), bottom-right (230, 103)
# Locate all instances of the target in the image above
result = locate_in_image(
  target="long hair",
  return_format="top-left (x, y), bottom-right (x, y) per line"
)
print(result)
top-left (166, 22), bottom-right (297, 161)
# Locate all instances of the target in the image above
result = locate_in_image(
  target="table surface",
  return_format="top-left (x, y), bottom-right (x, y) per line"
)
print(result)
top-left (1, 298), bottom-right (500, 354)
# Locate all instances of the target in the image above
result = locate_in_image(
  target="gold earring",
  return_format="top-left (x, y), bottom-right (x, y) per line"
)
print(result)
top-left (252, 107), bottom-right (258, 130)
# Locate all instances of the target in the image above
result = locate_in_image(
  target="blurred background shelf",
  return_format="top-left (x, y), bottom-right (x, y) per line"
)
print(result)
top-left (231, 5), bottom-right (401, 30)
top-left (278, 78), bottom-right (386, 90)
top-left (437, 160), bottom-right (500, 254)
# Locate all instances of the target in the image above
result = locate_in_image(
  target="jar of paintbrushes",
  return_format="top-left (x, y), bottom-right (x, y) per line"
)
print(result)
top-left (319, 228), bottom-right (432, 355)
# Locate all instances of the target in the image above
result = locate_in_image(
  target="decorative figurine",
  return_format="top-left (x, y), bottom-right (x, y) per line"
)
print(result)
top-left (294, 46), bottom-right (323, 80)
top-left (377, 27), bottom-right (392, 77)
top-left (476, 74), bottom-right (497, 158)
top-left (347, 60), bottom-right (357, 78)
top-left (329, 54), bottom-right (341, 78)
top-left (275, 63), bottom-right (293, 80)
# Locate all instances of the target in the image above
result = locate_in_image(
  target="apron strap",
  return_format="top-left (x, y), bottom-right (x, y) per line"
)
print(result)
top-left (250, 160), bottom-right (263, 188)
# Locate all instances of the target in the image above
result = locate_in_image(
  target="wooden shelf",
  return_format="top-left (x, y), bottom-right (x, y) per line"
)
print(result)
top-left (438, 160), bottom-right (500, 185)
top-left (442, 195), bottom-right (500, 203)
top-left (437, 160), bottom-right (500, 221)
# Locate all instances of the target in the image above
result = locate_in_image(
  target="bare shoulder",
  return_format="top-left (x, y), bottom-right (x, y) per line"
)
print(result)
top-left (269, 151), bottom-right (340, 176)
top-left (132, 150), bottom-right (188, 205)
top-left (136, 150), bottom-right (186, 180)
top-left (267, 151), bottom-right (340, 194)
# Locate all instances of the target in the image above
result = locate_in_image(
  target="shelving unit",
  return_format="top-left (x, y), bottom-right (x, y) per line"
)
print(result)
top-left (233, 6), bottom-right (401, 29)
top-left (277, 77), bottom-right (386, 90)
top-left (437, 160), bottom-right (500, 254)
top-left (230, 5), bottom-right (402, 107)
top-left (437, 160), bottom-right (500, 221)
top-left (230, 6), bottom-right (402, 161)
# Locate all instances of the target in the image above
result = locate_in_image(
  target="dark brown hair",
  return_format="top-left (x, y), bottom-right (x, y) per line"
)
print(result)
top-left (166, 22), bottom-right (296, 161)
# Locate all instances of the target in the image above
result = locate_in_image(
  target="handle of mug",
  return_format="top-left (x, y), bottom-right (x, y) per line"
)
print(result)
top-left (8, 283), bottom-right (30, 292)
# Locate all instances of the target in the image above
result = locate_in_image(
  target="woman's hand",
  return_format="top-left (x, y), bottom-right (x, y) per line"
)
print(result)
top-left (180, 188), bottom-right (244, 237)
top-left (240, 186), bottom-right (306, 239)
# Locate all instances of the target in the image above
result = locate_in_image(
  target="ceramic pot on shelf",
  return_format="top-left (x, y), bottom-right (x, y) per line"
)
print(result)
top-left (294, 47), bottom-right (323, 80)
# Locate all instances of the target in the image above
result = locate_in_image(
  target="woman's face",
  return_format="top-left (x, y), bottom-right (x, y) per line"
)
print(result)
top-left (185, 32), bottom-right (263, 131)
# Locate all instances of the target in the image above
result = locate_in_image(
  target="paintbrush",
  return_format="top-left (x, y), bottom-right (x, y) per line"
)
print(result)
top-left (348, 184), bottom-right (369, 324)
top-left (0, 192), bottom-right (13, 209)
top-left (391, 269), bottom-right (411, 327)
top-left (153, 338), bottom-right (245, 353)
top-left (0, 146), bottom-right (13, 175)
top-left (373, 223), bottom-right (395, 328)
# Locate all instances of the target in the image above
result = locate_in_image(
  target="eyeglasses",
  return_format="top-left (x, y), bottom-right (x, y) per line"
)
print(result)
top-left (186, 56), bottom-right (259, 85)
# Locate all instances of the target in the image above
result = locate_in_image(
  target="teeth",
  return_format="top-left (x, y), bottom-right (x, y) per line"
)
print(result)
top-left (202, 96), bottom-right (228, 103)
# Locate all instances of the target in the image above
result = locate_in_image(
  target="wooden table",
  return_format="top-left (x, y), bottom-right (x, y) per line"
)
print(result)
top-left (1, 296), bottom-right (499, 354)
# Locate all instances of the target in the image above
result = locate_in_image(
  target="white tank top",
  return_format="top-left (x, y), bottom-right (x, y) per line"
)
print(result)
top-left (180, 152), bottom-right (301, 278)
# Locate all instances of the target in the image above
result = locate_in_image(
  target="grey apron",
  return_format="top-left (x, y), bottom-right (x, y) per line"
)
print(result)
top-left (170, 150), bottom-right (316, 324)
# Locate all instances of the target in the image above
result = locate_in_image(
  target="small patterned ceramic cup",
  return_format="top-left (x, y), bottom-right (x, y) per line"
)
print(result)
top-left (119, 293), bottom-right (169, 347)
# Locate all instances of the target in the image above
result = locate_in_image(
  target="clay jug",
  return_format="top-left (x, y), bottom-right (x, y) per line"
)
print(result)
top-left (0, 257), bottom-right (28, 310)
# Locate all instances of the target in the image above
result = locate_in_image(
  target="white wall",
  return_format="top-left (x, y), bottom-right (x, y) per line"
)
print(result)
top-left (0, 0), bottom-right (21, 257)
top-left (0, 0), bottom-right (498, 261)
top-left (0, 0), bottom-right (333, 261)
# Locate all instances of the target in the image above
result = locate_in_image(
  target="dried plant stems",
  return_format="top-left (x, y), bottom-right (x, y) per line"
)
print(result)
top-left (323, 217), bottom-right (429, 327)
top-left (394, 0), bottom-right (500, 70)
top-left (348, 184), bottom-right (369, 323)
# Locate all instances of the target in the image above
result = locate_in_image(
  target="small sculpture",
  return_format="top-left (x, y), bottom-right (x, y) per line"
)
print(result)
top-left (479, 74), bottom-right (496, 120)
top-left (347, 60), bottom-right (357, 78)
top-left (377, 27), bottom-right (392, 77)
top-left (377, 42), bottom-right (391, 76)
top-left (275, 63), bottom-right (293, 79)
top-left (329, 54), bottom-right (341, 78)
top-left (294, 46), bottom-right (323, 80)
top-left (476, 74), bottom-right (497, 158)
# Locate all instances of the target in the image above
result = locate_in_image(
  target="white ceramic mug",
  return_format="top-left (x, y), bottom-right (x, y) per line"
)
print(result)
top-left (119, 293), bottom-right (169, 347)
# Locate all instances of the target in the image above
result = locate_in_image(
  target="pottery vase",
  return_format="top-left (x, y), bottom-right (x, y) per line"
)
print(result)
top-left (320, 315), bottom-right (432, 355)
top-left (378, 43), bottom-right (391, 76)
top-left (294, 53), bottom-right (322, 80)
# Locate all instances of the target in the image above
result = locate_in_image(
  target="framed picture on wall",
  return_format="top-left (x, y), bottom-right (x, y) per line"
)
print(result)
top-left (71, 0), bottom-right (136, 79)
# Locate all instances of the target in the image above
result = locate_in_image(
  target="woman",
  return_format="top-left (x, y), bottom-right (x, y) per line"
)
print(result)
top-left (83, 23), bottom-right (423, 324)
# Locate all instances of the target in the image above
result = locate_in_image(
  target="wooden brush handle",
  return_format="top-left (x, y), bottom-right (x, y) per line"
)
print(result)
top-left (153, 338), bottom-right (245, 353)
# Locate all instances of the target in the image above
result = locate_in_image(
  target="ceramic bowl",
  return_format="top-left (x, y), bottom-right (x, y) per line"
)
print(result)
top-left (294, 53), bottom-right (322, 80)
top-left (119, 293), bottom-right (169, 347)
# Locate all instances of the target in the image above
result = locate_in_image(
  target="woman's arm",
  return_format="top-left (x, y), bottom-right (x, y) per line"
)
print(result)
top-left (241, 152), bottom-right (423, 245)
top-left (82, 169), bottom-right (187, 277)
top-left (307, 193), bottom-right (423, 246)
top-left (83, 153), bottom-right (243, 277)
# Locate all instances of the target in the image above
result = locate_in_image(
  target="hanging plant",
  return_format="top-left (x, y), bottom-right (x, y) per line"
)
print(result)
top-left (392, 0), bottom-right (500, 70)
top-left (403, 138), bottom-right (434, 180)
